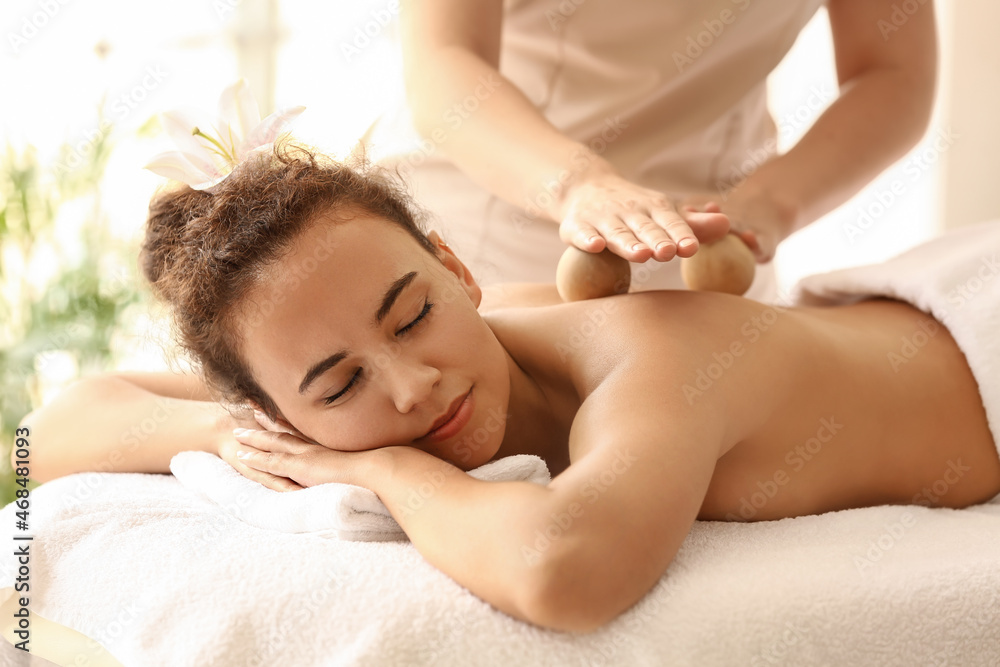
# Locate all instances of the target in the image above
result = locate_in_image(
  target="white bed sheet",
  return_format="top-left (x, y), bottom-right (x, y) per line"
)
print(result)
top-left (1, 471), bottom-right (998, 666)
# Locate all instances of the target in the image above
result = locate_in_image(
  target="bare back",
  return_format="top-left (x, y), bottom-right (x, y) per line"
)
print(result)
top-left (483, 288), bottom-right (1000, 521)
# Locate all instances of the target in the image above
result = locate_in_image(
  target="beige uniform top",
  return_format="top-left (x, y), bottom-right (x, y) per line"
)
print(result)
top-left (371, 0), bottom-right (828, 298)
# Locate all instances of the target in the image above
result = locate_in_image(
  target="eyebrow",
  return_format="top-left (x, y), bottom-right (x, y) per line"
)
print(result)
top-left (298, 271), bottom-right (419, 395)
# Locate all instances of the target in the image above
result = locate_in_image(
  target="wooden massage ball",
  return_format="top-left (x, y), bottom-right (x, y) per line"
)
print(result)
top-left (556, 246), bottom-right (632, 302)
top-left (680, 233), bottom-right (756, 296)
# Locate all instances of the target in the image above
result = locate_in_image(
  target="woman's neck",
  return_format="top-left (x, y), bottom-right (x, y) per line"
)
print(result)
top-left (490, 334), bottom-right (574, 476)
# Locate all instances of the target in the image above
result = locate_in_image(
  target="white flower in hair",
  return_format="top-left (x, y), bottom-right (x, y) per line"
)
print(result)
top-left (145, 79), bottom-right (305, 192)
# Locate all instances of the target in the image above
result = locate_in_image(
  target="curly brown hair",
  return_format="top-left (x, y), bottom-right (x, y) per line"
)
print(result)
top-left (141, 140), bottom-right (437, 420)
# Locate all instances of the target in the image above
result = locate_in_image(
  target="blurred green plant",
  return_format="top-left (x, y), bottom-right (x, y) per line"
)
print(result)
top-left (0, 116), bottom-right (144, 506)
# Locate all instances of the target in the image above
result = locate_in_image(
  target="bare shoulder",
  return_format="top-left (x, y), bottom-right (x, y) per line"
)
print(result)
top-left (487, 290), bottom-right (812, 448)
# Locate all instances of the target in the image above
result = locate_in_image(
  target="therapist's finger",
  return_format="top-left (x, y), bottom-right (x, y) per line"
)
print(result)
top-left (678, 207), bottom-right (731, 245)
top-left (559, 218), bottom-right (607, 254)
top-left (649, 209), bottom-right (700, 258)
top-left (596, 221), bottom-right (655, 262)
top-left (622, 214), bottom-right (676, 262)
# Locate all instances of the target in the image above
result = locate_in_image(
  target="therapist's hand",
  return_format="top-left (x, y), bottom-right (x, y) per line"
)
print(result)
top-left (559, 172), bottom-right (730, 263)
top-left (680, 190), bottom-right (790, 263)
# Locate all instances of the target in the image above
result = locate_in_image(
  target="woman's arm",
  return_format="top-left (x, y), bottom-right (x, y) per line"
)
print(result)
top-left (721, 0), bottom-right (938, 260)
top-left (399, 0), bottom-right (728, 261)
top-left (16, 372), bottom-right (258, 484)
top-left (234, 365), bottom-right (725, 632)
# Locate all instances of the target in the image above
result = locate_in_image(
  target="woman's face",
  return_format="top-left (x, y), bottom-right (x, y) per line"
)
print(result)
top-left (238, 210), bottom-right (511, 470)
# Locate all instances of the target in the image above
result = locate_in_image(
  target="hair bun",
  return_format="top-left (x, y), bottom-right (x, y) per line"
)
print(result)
top-left (141, 185), bottom-right (212, 300)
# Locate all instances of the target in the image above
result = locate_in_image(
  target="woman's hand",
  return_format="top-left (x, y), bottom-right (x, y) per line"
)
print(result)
top-left (558, 172), bottom-right (730, 263)
top-left (217, 408), bottom-right (309, 492)
top-left (230, 422), bottom-right (380, 490)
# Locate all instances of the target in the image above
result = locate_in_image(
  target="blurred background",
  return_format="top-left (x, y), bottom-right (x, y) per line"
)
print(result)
top-left (0, 0), bottom-right (998, 503)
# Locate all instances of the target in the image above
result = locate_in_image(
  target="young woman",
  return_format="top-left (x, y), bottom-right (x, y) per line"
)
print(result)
top-left (21, 143), bottom-right (1000, 634)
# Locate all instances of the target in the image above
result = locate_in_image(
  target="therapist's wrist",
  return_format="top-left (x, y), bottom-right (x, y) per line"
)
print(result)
top-left (549, 150), bottom-right (619, 221)
top-left (726, 179), bottom-right (801, 242)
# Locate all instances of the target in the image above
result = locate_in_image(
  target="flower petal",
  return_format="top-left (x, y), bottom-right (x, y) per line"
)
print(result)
top-left (217, 78), bottom-right (261, 143)
top-left (237, 105), bottom-right (306, 159)
top-left (196, 173), bottom-right (232, 193)
top-left (144, 151), bottom-right (215, 188)
top-left (161, 110), bottom-right (218, 163)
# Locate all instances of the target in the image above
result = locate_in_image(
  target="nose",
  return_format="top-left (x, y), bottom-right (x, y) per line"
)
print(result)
top-left (384, 357), bottom-right (441, 414)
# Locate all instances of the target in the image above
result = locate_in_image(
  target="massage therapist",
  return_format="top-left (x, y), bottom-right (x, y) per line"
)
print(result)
top-left (364, 0), bottom-right (937, 301)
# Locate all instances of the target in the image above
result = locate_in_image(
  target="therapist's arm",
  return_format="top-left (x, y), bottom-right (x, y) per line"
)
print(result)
top-left (398, 0), bottom-right (729, 263)
top-left (722, 0), bottom-right (937, 260)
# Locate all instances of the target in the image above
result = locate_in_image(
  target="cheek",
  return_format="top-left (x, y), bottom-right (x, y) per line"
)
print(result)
top-left (293, 408), bottom-right (380, 452)
top-left (300, 398), bottom-right (420, 453)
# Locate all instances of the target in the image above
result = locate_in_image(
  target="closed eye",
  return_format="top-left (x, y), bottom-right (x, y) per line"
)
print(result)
top-left (322, 301), bottom-right (434, 406)
top-left (323, 368), bottom-right (361, 405)
top-left (396, 300), bottom-right (434, 336)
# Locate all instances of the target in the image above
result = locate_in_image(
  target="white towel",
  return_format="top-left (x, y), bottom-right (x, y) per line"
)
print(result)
top-left (2, 472), bottom-right (999, 666)
top-left (169, 451), bottom-right (551, 541)
top-left (792, 218), bottom-right (1000, 453)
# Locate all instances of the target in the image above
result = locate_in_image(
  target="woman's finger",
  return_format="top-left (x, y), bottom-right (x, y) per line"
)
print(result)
top-left (236, 444), bottom-right (291, 478)
top-left (219, 441), bottom-right (303, 492)
top-left (242, 466), bottom-right (304, 492)
top-left (233, 427), bottom-right (313, 454)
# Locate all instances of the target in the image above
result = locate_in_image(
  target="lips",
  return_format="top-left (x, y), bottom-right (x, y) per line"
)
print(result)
top-left (422, 388), bottom-right (474, 443)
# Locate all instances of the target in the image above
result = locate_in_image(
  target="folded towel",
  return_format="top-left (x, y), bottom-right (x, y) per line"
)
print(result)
top-left (792, 218), bottom-right (1000, 454)
top-left (169, 451), bottom-right (551, 541)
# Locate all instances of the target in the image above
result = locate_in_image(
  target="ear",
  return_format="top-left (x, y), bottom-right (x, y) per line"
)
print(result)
top-left (426, 230), bottom-right (482, 308)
